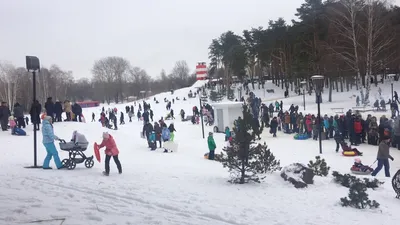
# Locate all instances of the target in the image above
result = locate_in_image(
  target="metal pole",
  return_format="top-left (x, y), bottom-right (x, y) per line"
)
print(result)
top-left (33, 71), bottom-right (37, 167)
top-left (391, 83), bottom-right (394, 101)
top-left (199, 97), bottom-right (205, 138)
top-left (303, 89), bottom-right (306, 110)
top-left (317, 94), bottom-right (322, 154)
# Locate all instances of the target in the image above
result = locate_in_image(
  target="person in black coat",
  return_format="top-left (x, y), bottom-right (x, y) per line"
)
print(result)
top-left (0, 102), bottom-right (11, 131)
top-left (142, 122), bottom-right (153, 147)
top-left (142, 110), bottom-right (149, 124)
top-left (149, 109), bottom-right (154, 122)
top-left (154, 122), bottom-right (162, 148)
top-left (44, 97), bottom-right (55, 123)
top-left (120, 112), bottom-right (125, 125)
top-left (29, 100), bottom-right (41, 130)
top-left (13, 102), bottom-right (25, 128)
top-left (334, 129), bottom-right (344, 152)
top-left (71, 103), bottom-right (82, 122)
top-left (270, 117), bottom-right (278, 137)
top-left (54, 101), bottom-right (63, 122)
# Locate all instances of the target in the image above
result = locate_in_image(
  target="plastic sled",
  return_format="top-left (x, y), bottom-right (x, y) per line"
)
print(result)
top-left (164, 141), bottom-right (178, 152)
top-left (342, 151), bottom-right (358, 157)
top-left (294, 133), bottom-right (308, 140)
top-left (350, 169), bottom-right (372, 175)
top-left (94, 143), bottom-right (101, 162)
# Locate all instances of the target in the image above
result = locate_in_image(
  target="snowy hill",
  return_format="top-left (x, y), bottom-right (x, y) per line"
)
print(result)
top-left (1, 80), bottom-right (400, 225)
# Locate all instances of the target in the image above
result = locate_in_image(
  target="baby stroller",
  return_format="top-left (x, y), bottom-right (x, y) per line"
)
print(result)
top-left (59, 131), bottom-right (94, 170)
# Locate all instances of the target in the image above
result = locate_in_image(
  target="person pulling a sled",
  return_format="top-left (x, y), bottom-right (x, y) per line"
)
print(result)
top-left (98, 132), bottom-right (122, 176)
top-left (371, 136), bottom-right (394, 177)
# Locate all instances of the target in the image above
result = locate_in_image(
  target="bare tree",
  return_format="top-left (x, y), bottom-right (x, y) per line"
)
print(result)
top-left (92, 56), bottom-right (130, 104)
top-left (364, 0), bottom-right (394, 87)
top-left (329, 0), bottom-right (364, 85)
top-left (170, 60), bottom-right (190, 88)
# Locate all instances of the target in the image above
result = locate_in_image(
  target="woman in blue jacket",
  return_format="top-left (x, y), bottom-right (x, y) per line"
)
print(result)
top-left (42, 116), bottom-right (63, 169)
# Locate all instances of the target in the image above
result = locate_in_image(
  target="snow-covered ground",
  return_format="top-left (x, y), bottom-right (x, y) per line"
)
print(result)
top-left (1, 80), bottom-right (400, 225)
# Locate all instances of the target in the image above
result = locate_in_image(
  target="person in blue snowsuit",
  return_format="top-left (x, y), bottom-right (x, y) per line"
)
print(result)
top-left (149, 131), bottom-right (156, 150)
top-left (324, 116), bottom-right (330, 140)
top-left (42, 116), bottom-right (63, 169)
top-left (162, 127), bottom-right (170, 142)
top-left (225, 127), bottom-right (231, 141)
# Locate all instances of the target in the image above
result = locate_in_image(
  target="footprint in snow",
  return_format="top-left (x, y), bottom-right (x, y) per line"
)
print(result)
top-left (13, 208), bottom-right (27, 214)
top-left (86, 215), bottom-right (103, 222)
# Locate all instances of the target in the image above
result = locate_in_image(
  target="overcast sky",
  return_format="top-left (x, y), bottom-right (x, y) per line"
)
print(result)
top-left (0, 0), bottom-right (399, 79)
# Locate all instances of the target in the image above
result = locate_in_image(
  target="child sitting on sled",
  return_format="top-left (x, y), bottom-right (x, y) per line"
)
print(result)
top-left (341, 141), bottom-right (363, 156)
top-left (351, 158), bottom-right (373, 173)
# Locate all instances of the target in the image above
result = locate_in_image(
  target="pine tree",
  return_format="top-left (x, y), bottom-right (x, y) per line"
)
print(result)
top-left (332, 171), bottom-right (384, 189)
top-left (219, 105), bottom-right (281, 184)
top-left (307, 156), bottom-right (330, 176)
top-left (340, 181), bottom-right (380, 209)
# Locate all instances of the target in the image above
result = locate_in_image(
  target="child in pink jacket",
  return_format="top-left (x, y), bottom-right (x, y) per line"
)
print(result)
top-left (9, 116), bottom-right (16, 135)
top-left (98, 132), bottom-right (122, 176)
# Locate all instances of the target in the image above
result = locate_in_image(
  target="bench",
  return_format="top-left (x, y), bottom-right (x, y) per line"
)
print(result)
top-left (352, 106), bottom-right (371, 113)
top-left (331, 108), bottom-right (344, 113)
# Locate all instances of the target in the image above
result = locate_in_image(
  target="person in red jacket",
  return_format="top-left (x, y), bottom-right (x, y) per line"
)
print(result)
top-left (353, 117), bottom-right (363, 146)
top-left (98, 132), bottom-right (122, 176)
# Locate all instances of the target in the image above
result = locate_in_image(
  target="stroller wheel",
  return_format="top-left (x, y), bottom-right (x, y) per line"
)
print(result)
top-left (67, 160), bottom-right (76, 170)
top-left (85, 159), bottom-right (94, 168)
top-left (61, 159), bottom-right (69, 167)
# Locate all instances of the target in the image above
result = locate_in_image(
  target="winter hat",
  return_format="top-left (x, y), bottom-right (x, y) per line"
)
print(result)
top-left (103, 132), bottom-right (110, 139)
top-left (8, 116), bottom-right (14, 121)
top-left (209, 132), bottom-right (213, 136)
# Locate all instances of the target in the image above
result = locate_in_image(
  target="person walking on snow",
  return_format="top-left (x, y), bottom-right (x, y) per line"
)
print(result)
top-left (92, 112), bottom-right (95, 122)
top-left (98, 132), bottom-right (122, 176)
top-left (42, 116), bottom-right (63, 169)
top-left (168, 123), bottom-right (176, 141)
top-left (149, 109), bottom-right (154, 122)
top-left (371, 136), bottom-right (394, 177)
top-left (128, 110), bottom-right (133, 122)
top-left (207, 132), bottom-right (216, 160)
top-left (120, 112), bottom-right (125, 125)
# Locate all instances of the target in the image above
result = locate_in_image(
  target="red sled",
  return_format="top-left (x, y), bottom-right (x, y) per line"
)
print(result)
top-left (94, 142), bottom-right (101, 162)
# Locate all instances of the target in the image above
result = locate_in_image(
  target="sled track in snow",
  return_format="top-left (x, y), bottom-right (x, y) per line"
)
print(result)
top-left (25, 177), bottom-right (244, 225)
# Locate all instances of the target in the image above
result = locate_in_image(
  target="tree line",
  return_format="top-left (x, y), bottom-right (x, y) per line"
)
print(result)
top-left (208, 0), bottom-right (400, 102)
top-left (0, 58), bottom-right (196, 112)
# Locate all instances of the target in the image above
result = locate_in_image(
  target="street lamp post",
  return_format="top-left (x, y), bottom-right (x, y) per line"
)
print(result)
top-left (311, 75), bottom-right (324, 154)
top-left (388, 74), bottom-right (395, 101)
top-left (300, 80), bottom-right (307, 111)
top-left (25, 56), bottom-right (42, 169)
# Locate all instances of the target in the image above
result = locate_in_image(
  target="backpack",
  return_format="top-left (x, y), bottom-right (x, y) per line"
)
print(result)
top-left (162, 128), bottom-right (170, 141)
top-left (354, 121), bottom-right (362, 134)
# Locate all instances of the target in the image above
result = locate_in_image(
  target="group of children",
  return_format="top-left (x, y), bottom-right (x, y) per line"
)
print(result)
top-left (8, 116), bottom-right (27, 136)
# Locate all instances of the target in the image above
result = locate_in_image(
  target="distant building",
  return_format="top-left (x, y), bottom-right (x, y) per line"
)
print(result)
top-left (196, 62), bottom-right (207, 80)
top-left (76, 101), bottom-right (100, 108)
